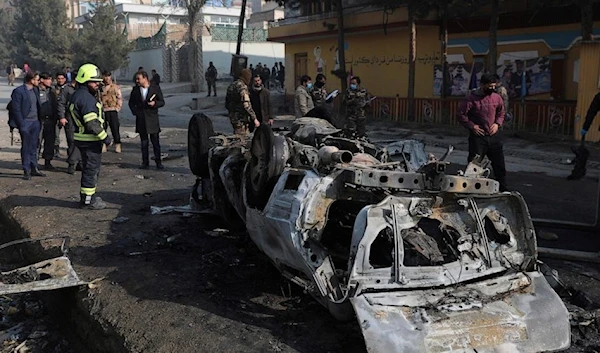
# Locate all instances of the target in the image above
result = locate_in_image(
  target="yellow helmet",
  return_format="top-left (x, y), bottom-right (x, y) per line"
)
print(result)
top-left (75, 63), bottom-right (102, 84)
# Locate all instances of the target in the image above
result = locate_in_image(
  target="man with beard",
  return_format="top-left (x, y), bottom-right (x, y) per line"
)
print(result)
top-left (129, 71), bottom-right (166, 169)
top-left (10, 71), bottom-right (45, 180)
top-left (68, 63), bottom-right (112, 209)
top-left (457, 73), bottom-right (507, 191)
top-left (248, 75), bottom-right (272, 133)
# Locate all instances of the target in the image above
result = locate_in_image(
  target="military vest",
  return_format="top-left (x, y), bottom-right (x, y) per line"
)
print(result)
top-left (347, 88), bottom-right (368, 116)
top-left (312, 87), bottom-right (327, 106)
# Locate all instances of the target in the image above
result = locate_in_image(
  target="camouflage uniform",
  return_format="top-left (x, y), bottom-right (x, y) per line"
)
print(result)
top-left (345, 87), bottom-right (370, 137)
top-left (226, 79), bottom-right (257, 135)
top-left (311, 87), bottom-right (327, 107)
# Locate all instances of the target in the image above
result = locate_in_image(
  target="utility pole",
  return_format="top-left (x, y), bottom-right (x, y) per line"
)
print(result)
top-left (336, 0), bottom-right (347, 93)
top-left (441, 0), bottom-right (448, 100)
top-left (236, 0), bottom-right (247, 55)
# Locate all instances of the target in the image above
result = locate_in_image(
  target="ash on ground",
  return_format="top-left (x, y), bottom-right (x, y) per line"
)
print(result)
top-left (0, 293), bottom-right (74, 353)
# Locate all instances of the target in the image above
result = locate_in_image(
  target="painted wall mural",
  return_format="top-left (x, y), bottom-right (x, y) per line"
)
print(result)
top-left (433, 56), bottom-right (552, 97)
top-left (496, 57), bottom-right (552, 98)
top-left (433, 63), bottom-right (484, 97)
top-left (314, 46), bottom-right (327, 75)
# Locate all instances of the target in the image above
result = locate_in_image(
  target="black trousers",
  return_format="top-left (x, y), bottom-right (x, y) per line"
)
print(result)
top-left (66, 119), bottom-right (81, 166)
top-left (207, 80), bottom-right (216, 96)
top-left (75, 140), bottom-right (102, 197)
top-left (54, 124), bottom-right (61, 154)
top-left (40, 118), bottom-right (57, 161)
top-left (467, 133), bottom-right (508, 191)
top-left (105, 111), bottom-right (121, 143)
top-left (141, 133), bottom-right (161, 164)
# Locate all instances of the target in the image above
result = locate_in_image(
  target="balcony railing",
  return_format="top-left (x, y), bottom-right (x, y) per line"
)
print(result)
top-left (210, 26), bottom-right (268, 42)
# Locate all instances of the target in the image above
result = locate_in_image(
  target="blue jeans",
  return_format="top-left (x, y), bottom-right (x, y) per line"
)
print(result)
top-left (19, 120), bottom-right (41, 172)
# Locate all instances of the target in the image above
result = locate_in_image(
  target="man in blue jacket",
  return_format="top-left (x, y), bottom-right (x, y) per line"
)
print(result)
top-left (10, 71), bottom-right (46, 180)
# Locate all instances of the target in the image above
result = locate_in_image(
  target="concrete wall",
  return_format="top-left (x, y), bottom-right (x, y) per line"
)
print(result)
top-left (280, 25), bottom-right (440, 98)
top-left (115, 47), bottom-right (164, 84)
top-left (114, 38), bottom-right (284, 83)
top-left (201, 37), bottom-right (284, 79)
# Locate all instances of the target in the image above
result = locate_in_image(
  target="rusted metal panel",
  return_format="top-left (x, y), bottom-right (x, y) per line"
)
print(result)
top-left (0, 257), bottom-right (86, 295)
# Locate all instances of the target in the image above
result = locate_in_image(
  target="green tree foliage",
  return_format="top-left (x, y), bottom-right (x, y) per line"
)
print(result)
top-left (72, 3), bottom-right (134, 72)
top-left (11, 0), bottom-right (74, 72)
top-left (0, 8), bottom-right (14, 66)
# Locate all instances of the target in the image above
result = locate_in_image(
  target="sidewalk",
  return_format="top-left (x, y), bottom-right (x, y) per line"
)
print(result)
top-left (369, 120), bottom-right (600, 171)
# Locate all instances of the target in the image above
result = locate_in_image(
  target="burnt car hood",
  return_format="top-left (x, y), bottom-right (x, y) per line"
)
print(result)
top-left (350, 271), bottom-right (569, 353)
top-left (346, 194), bottom-right (570, 352)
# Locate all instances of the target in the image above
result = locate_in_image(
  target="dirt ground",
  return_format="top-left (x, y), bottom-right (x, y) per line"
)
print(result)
top-left (0, 84), bottom-right (600, 352)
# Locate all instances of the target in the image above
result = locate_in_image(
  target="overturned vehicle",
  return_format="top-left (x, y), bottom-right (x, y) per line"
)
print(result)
top-left (188, 115), bottom-right (570, 353)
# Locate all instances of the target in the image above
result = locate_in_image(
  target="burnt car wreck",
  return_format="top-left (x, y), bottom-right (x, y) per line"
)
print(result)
top-left (190, 115), bottom-right (570, 352)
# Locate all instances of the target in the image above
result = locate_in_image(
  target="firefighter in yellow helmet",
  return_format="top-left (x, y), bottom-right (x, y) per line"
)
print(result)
top-left (69, 63), bottom-right (112, 209)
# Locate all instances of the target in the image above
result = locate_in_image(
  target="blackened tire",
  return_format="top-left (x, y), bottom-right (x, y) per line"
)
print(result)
top-left (188, 113), bottom-right (215, 177)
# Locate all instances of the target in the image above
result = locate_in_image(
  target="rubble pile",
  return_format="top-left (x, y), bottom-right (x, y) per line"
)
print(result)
top-left (0, 294), bottom-right (74, 353)
top-left (566, 303), bottom-right (600, 352)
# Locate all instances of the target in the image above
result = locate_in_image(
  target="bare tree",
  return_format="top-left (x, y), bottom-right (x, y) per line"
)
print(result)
top-left (184, 0), bottom-right (206, 93)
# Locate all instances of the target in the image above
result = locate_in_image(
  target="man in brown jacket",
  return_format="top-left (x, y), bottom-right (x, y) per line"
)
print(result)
top-left (101, 71), bottom-right (123, 153)
top-left (249, 74), bottom-right (272, 132)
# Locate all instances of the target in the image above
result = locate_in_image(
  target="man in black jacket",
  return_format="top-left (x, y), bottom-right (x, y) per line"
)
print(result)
top-left (249, 75), bottom-right (273, 133)
top-left (129, 71), bottom-right (166, 169)
top-left (38, 72), bottom-right (59, 170)
top-left (57, 72), bottom-right (79, 174)
top-left (581, 92), bottom-right (600, 138)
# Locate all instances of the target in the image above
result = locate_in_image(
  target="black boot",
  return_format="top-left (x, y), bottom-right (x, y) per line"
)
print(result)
top-left (23, 170), bottom-right (31, 180)
top-left (44, 160), bottom-right (55, 170)
top-left (31, 168), bottom-right (46, 177)
top-left (80, 194), bottom-right (107, 210)
top-left (67, 164), bottom-right (75, 175)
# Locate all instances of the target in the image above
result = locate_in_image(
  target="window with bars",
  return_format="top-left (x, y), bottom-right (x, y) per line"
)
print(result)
top-left (300, 0), bottom-right (334, 17)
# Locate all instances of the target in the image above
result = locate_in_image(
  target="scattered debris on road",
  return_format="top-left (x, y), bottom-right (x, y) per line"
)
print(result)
top-left (112, 216), bottom-right (130, 224)
top-left (0, 294), bottom-right (76, 353)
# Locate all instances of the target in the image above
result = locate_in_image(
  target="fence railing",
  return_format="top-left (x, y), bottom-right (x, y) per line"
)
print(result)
top-left (326, 96), bottom-right (577, 136)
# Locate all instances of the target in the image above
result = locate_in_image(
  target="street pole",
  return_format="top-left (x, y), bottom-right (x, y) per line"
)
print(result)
top-left (336, 0), bottom-right (347, 127)
top-left (441, 1), bottom-right (448, 100)
top-left (236, 0), bottom-right (247, 55)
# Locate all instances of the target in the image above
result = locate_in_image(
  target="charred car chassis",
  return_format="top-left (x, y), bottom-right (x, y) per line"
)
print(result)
top-left (196, 116), bottom-right (570, 353)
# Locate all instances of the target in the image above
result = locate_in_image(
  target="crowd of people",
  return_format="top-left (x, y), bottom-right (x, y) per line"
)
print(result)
top-left (6, 63), bottom-right (165, 210)
top-left (248, 62), bottom-right (285, 89)
top-left (225, 67), bottom-right (372, 140)
top-left (223, 68), bottom-right (510, 192)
